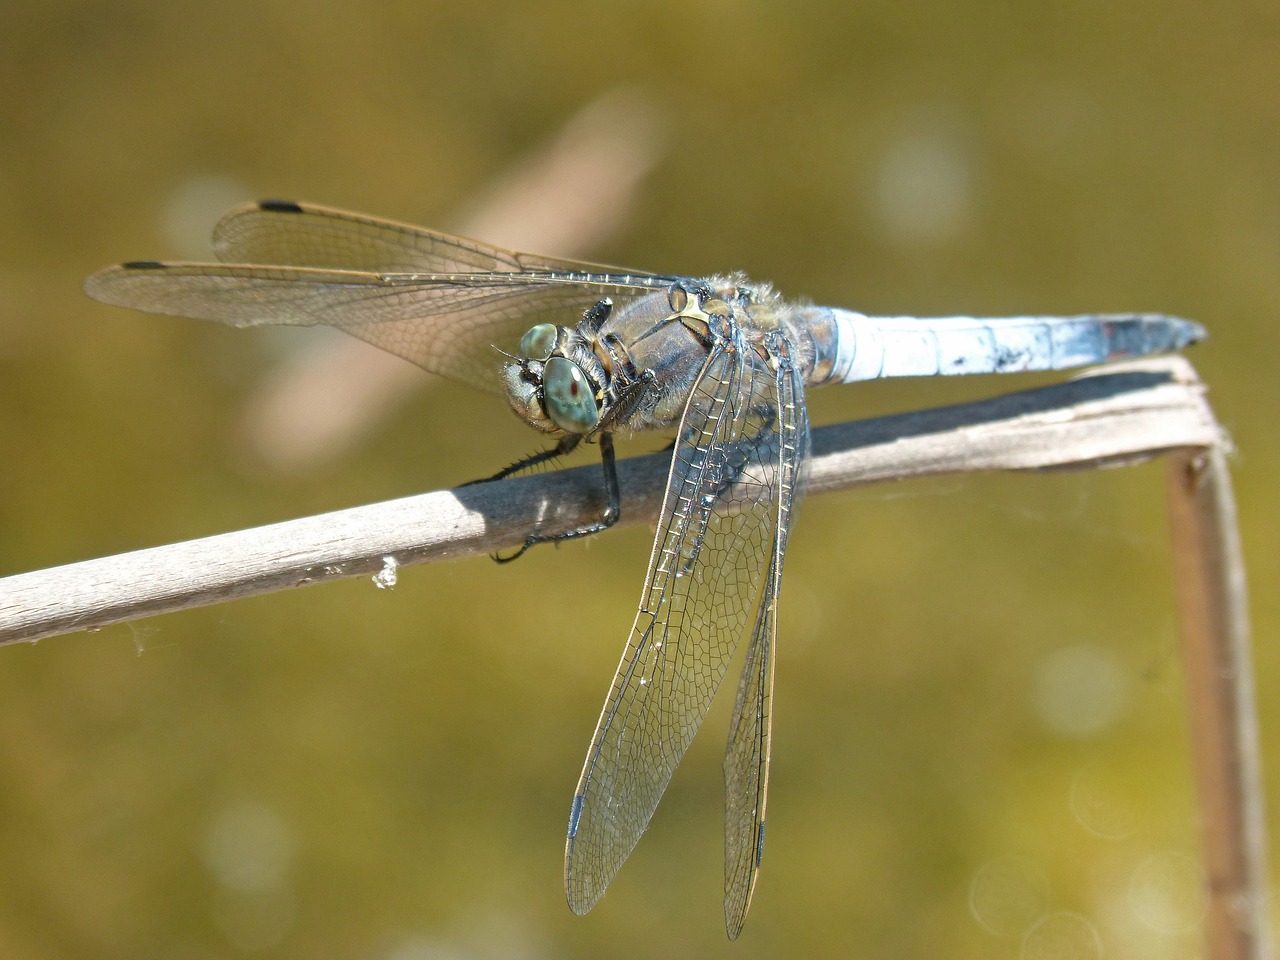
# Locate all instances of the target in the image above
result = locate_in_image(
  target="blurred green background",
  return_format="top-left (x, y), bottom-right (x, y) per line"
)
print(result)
top-left (1, 2), bottom-right (1276, 958)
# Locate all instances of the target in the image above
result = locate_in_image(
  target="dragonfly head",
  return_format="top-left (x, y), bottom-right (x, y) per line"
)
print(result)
top-left (503, 322), bottom-right (604, 437)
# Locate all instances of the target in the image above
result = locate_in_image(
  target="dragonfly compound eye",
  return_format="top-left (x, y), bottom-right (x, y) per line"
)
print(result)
top-left (543, 356), bottom-right (600, 434)
top-left (519, 323), bottom-right (559, 360)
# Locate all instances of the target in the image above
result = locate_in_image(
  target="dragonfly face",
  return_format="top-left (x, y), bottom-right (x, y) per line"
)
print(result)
top-left (503, 316), bottom-right (609, 436)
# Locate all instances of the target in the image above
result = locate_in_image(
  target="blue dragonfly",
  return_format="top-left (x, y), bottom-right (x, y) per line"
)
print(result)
top-left (85, 201), bottom-right (1204, 937)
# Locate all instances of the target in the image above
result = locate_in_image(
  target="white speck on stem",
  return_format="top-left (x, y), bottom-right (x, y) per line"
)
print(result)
top-left (372, 555), bottom-right (399, 590)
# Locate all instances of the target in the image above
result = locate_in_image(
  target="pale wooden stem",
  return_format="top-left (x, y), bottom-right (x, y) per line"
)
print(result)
top-left (0, 357), bottom-right (1217, 645)
top-left (1168, 444), bottom-right (1272, 960)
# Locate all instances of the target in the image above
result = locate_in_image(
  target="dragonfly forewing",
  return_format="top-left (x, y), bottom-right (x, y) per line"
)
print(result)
top-left (85, 263), bottom-right (675, 394)
top-left (564, 323), bottom-right (790, 916)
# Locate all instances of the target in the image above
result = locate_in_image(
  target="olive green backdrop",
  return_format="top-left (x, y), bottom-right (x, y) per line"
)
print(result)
top-left (1, 2), bottom-right (1276, 958)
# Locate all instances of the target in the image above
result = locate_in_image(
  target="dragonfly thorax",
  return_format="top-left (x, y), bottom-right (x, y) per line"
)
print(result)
top-left (504, 283), bottom-right (773, 441)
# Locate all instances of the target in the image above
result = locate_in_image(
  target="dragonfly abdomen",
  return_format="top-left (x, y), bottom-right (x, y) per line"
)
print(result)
top-left (804, 308), bottom-right (1206, 384)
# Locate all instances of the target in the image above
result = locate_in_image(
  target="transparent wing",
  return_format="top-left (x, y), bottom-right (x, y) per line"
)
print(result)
top-left (564, 325), bottom-right (787, 916)
top-left (85, 261), bottom-right (677, 395)
top-left (209, 199), bottom-right (653, 277)
top-left (722, 353), bottom-right (809, 939)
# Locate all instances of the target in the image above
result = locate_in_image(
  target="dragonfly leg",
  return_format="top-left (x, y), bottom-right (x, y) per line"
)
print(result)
top-left (461, 435), bottom-right (583, 487)
top-left (495, 432), bottom-right (621, 563)
top-left (599, 367), bottom-right (657, 433)
top-left (580, 297), bottom-right (613, 333)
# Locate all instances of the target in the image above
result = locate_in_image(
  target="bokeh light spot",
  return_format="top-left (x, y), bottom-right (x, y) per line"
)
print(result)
top-left (1021, 911), bottom-right (1103, 960)
top-left (969, 855), bottom-right (1050, 938)
top-left (1033, 644), bottom-right (1129, 737)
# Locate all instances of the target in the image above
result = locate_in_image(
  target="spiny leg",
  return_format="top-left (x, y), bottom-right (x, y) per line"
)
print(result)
top-left (599, 368), bottom-right (656, 434)
top-left (580, 297), bottom-right (613, 333)
top-left (461, 435), bottom-right (589, 564)
top-left (461, 435), bottom-right (583, 488)
top-left (493, 366), bottom-right (655, 562)
top-left (496, 432), bottom-right (622, 563)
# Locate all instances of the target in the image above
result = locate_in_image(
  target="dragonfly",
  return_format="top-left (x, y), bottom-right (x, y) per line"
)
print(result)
top-left (84, 200), bottom-right (1205, 938)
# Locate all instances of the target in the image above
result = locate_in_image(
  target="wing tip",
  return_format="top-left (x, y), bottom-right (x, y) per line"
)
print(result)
top-left (723, 878), bottom-right (758, 941)
top-left (564, 826), bottom-right (610, 918)
top-left (84, 262), bottom-right (161, 302)
top-left (564, 873), bottom-right (605, 917)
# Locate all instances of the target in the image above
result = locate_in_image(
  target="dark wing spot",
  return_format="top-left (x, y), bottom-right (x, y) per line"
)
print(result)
top-left (122, 260), bottom-right (167, 269)
top-left (258, 199), bottom-right (304, 213)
